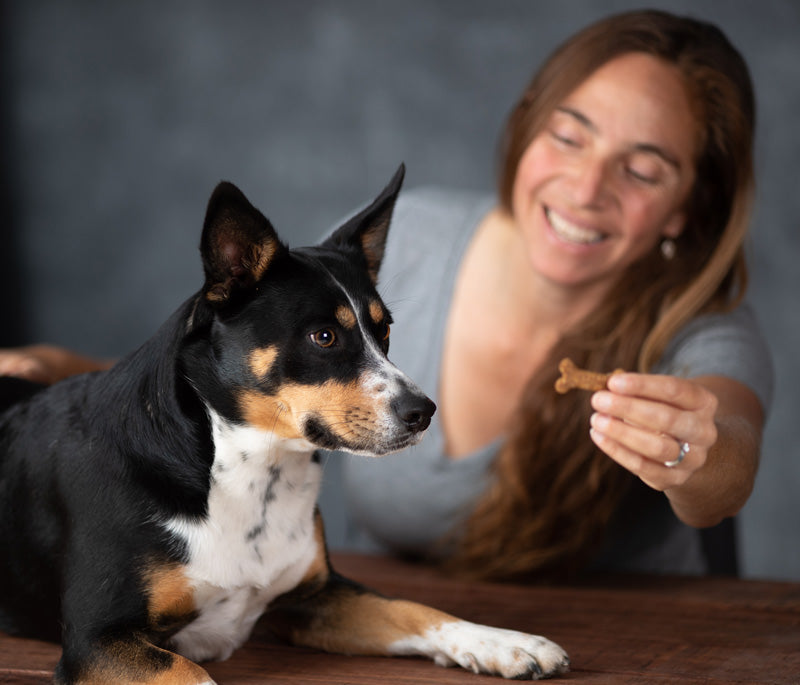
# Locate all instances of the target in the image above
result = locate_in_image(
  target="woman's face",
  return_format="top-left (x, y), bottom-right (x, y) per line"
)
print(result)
top-left (511, 52), bottom-right (698, 291)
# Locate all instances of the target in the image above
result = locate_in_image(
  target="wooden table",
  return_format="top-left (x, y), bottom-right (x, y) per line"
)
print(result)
top-left (2, 553), bottom-right (799, 684)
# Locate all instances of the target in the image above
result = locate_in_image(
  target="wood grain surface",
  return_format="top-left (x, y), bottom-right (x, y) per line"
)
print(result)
top-left (2, 552), bottom-right (798, 684)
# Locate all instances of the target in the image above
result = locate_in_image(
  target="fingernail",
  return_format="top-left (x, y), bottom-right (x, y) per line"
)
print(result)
top-left (590, 412), bottom-right (607, 431)
top-left (591, 392), bottom-right (612, 411)
top-left (608, 373), bottom-right (631, 392)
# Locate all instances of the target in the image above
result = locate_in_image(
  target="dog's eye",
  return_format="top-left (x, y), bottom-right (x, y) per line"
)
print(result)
top-left (310, 329), bottom-right (337, 348)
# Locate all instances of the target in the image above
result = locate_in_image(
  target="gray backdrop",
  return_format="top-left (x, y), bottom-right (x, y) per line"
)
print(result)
top-left (5, 0), bottom-right (799, 580)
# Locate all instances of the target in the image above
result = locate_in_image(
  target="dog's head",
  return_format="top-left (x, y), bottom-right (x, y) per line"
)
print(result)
top-left (188, 164), bottom-right (435, 456)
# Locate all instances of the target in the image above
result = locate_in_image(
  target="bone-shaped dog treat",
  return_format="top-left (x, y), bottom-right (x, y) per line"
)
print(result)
top-left (554, 357), bottom-right (624, 393)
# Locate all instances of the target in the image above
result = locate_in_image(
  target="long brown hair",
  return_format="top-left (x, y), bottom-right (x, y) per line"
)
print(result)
top-left (446, 10), bottom-right (756, 580)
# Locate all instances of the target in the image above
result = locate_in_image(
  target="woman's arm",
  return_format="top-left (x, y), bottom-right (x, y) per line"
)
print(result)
top-left (0, 344), bottom-right (114, 384)
top-left (588, 372), bottom-right (763, 528)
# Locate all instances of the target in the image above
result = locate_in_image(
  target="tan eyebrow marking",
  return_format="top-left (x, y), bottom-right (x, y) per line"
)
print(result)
top-left (249, 346), bottom-right (278, 379)
top-left (369, 300), bottom-right (384, 325)
top-left (556, 105), bottom-right (597, 133)
top-left (336, 305), bottom-right (357, 330)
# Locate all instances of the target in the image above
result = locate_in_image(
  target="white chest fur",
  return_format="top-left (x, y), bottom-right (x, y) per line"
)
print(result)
top-left (163, 411), bottom-right (322, 662)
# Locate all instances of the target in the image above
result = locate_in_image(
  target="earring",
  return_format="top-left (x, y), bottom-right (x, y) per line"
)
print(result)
top-left (660, 238), bottom-right (676, 261)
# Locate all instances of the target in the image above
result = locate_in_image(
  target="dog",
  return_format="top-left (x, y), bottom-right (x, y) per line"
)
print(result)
top-left (0, 165), bottom-right (569, 683)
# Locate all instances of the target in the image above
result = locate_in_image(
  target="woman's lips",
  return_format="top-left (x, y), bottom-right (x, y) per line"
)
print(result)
top-left (545, 207), bottom-right (605, 245)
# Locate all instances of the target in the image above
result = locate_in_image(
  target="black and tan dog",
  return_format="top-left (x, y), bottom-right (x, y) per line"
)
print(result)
top-left (0, 166), bottom-right (569, 683)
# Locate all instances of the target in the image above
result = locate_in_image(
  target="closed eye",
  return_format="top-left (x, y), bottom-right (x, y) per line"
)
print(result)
top-left (626, 167), bottom-right (659, 184)
top-left (550, 130), bottom-right (581, 148)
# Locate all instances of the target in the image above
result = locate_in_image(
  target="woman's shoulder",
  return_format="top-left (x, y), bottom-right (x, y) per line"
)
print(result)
top-left (380, 187), bottom-right (494, 276)
top-left (391, 187), bottom-right (494, 239)
top-left (657, 300), bottom-right (774, 412)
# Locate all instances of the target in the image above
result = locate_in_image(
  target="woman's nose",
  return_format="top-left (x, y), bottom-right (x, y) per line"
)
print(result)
top-left (568, 156), bottom-right (610, 208)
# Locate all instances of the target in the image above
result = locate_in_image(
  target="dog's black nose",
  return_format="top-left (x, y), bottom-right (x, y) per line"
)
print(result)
top-left (392, 394), bottom-right (436, 433)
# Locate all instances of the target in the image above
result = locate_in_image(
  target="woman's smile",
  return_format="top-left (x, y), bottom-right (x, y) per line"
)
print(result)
top-left (511, 53), bottom-right (697, 290)
top-left (544, 206), bottom-right (605, 246)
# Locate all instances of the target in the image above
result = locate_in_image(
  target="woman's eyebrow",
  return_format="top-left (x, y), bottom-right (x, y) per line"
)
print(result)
top-left (555, 106), bottom-right (682, 170)
top-left (556, 106), bottom-right (596, 132)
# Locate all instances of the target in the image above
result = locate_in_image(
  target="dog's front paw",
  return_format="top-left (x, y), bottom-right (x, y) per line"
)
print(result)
top-left (392, 620), bottom-right (569, 679)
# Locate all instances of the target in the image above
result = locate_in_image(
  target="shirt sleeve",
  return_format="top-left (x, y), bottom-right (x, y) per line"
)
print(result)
top-left (655, 301), bottom-right (774, 414)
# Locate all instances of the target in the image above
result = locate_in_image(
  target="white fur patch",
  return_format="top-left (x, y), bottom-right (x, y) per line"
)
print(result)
top-left (163, 410), bottom-right (322, 662)
top-left (389, 619), bottom-right (569, 679)
top-left (336, 278), bottom-right (430, 456)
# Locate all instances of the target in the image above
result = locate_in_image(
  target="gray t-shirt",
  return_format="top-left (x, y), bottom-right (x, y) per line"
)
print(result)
top-left (329, 188), bottom-right (774, 575)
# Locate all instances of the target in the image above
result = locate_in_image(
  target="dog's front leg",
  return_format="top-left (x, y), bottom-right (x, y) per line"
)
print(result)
top-left (55, 635), bottom-right (216, 685)
top-left (267, 572), bottom-right (569, 680)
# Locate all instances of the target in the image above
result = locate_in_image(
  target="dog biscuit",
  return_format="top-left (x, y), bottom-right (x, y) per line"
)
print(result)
top-left (554, 357), bottom-right (624, 393)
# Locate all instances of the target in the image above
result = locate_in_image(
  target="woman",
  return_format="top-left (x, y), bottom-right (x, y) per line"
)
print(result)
top-left (335, 9), bottom-right (772, 580)
top-left (1, 10), bottom-right (772, 580)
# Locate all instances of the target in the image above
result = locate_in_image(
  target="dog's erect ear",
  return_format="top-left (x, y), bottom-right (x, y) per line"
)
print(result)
top-left (200, 182), bottom-right (285, 305)
top-left (323, 164), bottom-right (405, 285)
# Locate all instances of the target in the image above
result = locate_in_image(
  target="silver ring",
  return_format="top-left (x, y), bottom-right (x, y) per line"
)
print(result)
top-left (664, 441), bottom-right (689, 468)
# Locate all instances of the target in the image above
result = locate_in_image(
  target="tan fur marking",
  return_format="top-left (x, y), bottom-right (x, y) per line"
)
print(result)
top-left (368, 300), bottom-right (384, 325)
top-left (239, 377), bottom-right (382, 442)
top-left (336, 305), bottom-right (357, 330)
top-left (290, 593), bottom-right (455, 656)
top-left (251, 238), bottom-right (278, 283)
top-left (249, 346), bottom-right (278, 379)
top-left (144, 564), bottom-right (195, 624)
top-left (205, 288), bottom-right (228, 303)
top-left (205, 228), bottom-right (278, 303)
top-left (79, 638), bottom-right (211, 685)
top-left (237, 391), bottom-right (304, 440)
top-left (300, 512), bottom-right (331, 587)
top-left (361, 224), bottom-right (388, 285)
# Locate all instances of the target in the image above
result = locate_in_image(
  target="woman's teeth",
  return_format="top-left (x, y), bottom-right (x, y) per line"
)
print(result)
top-left (547, 208), bottom-right (604, 245)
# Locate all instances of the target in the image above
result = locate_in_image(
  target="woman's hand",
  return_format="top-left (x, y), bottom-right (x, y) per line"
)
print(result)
top-left (588, 372), bottom-right (718, 491)
top-left (0, 347), bottom-right (54, 383)
top-left (587, 371), bottom-right (763, 527)
top-left (0, 345), bottom-right (112, 384)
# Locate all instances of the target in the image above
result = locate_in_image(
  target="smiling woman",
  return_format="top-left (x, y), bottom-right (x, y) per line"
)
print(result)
top-left (510, 53), bottom-right (697, 293)
top-left (0, 9), bottom-right (775, 584)
top-left (334, 9), bottom-right (773, 581)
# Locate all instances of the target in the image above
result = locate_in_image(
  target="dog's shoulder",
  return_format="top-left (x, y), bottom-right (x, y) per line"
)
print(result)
top-left (0, 376), bottom-right (47, 416)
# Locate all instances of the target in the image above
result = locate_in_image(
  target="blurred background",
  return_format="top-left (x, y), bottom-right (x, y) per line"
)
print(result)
top-left (2, 0), bottom-right (798, 580)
